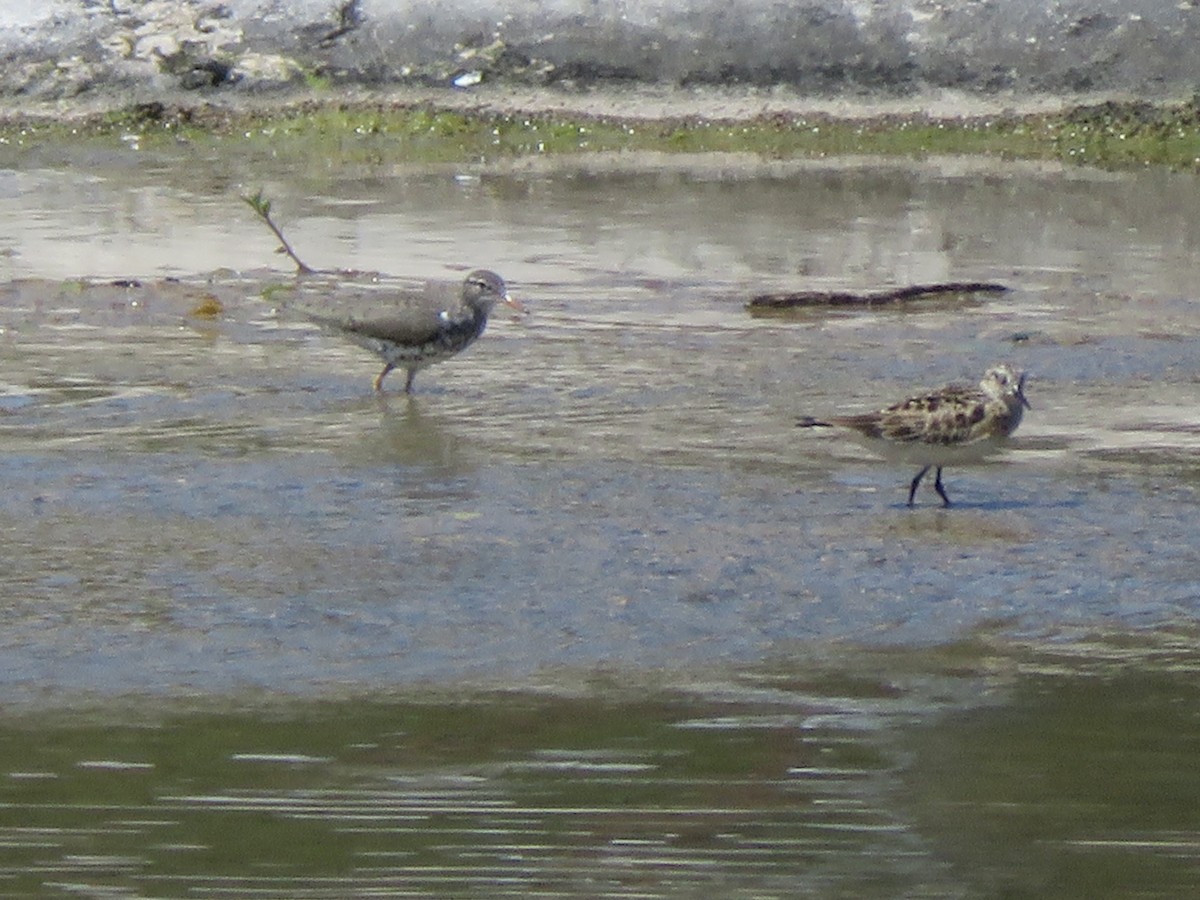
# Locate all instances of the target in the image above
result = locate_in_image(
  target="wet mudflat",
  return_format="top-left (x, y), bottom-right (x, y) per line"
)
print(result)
top-left (1, 145), bottom-right (1200, 896)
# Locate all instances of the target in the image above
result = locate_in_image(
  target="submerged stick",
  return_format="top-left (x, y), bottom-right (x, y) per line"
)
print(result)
top-left (241, 189), bottom-right (316, 274)
top-left (747, 281), bottom-right (1008, 313)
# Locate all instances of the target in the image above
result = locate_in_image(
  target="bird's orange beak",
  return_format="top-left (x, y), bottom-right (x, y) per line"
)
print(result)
top-left (503, 292), bottom-right (529, 316)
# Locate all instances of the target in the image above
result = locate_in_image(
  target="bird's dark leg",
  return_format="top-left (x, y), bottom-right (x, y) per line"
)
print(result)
top-left (403, 367), bottom-right (417, 394)
top-left (933, 467), bottom-right (951, 507)
top-left (373, 363), bottom-right (394, 392)
top-left (908, 465), bottom-right (931, 507)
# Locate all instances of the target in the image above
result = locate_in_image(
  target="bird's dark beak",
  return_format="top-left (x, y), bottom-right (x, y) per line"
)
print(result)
top-left (1018, 374), bottom-right (1032, 410)
top-left (503, 292), bottom-right (529, 316)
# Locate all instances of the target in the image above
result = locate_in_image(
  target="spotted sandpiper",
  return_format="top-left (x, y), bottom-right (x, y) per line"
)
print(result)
top-left (796, 364), bottom-right (1031, 507)
top-left (301, 270), bottom-right (524, 392)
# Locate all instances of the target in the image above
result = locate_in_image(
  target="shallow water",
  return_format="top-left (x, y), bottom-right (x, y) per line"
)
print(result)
top-left (1, 144), bottom-right (1200, 896)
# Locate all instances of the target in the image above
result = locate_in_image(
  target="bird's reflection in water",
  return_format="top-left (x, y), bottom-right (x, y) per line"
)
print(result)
top-left (359, 396), bottom-right (473, 476)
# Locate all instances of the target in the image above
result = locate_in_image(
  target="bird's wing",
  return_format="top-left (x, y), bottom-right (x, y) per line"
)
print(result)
top-left (874, 387), bottom-right (989, 445)
top-left (317, 305), bottom-right (452, 345)
top-left (297, 282), bottom-right (470, 345)
top-left (824, 412), bottom-right (888, 439)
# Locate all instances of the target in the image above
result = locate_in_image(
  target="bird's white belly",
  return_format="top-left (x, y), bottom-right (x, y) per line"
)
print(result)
top-left (856, 434), bottom-right (1011, 467)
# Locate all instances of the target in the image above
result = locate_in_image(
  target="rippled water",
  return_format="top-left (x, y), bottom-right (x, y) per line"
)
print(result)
top-left (1, 144), bottom-right (1199, 896)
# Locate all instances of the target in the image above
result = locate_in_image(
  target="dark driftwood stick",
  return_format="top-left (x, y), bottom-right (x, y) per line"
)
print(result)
top-left (747, 281), bottom-right (1008, 312)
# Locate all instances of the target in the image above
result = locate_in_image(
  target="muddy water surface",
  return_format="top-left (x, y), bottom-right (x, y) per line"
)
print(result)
top-left (0, 146), bottom-right (1199, 896)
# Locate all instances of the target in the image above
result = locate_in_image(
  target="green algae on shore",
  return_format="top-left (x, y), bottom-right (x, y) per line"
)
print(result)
top-left (3, 95), bottom-right (1200, 171)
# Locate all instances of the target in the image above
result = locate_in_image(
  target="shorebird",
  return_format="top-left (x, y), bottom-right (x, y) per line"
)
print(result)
top-left (301, 270), bottom-right (524, 392)
top-left (796, 364), bottom-right (1031, 507)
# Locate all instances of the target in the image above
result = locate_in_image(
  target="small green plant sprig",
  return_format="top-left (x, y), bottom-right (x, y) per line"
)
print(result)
top-left (241, 189), bottom-right (315, 274)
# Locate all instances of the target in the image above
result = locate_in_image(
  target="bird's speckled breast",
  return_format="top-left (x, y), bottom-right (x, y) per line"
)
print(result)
top-left (377, 310), bottom-right (488, 368)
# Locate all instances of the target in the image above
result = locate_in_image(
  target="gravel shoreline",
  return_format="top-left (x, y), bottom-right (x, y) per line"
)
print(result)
top-left (0, 82), bottom-right (1152, 129)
